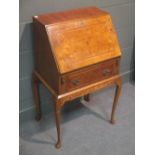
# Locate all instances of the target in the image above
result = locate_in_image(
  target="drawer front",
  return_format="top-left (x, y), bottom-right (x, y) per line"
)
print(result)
top-left (61, 58), bottom-right (120, 93)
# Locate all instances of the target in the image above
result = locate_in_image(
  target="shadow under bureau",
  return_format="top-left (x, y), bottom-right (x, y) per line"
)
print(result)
top-left (32, 7), bottom-right (122, 149)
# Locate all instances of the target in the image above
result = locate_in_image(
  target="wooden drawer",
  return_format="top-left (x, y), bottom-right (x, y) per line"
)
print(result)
top-left (60, 58), bottom-right (120, 93)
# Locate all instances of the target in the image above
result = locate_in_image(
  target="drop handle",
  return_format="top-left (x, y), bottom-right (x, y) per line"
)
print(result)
top-left (102, 69), bottom-right (111, 76)
top-left (72, 79), bottom-right (80, 86)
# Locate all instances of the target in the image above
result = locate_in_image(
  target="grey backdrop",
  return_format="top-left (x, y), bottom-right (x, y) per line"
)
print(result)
top-left (19, 0), bottom-right (135, 123)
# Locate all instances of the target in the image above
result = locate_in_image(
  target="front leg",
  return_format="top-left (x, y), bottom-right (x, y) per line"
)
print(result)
top-left (32, 72), bottom-right (42, 121)
top-left (54, 97), bottom-right (62, 149)
top-left (111, 78), bottom-right (122, 124)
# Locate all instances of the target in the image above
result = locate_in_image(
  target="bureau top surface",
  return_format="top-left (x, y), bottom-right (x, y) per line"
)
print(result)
top-left (34, 7), bottom-right (121, 74)
top-left (34, 7), bottom-right (108, 26)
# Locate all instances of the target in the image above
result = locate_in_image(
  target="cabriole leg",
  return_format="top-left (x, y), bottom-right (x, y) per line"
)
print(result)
top-left (32, 72), bottom-right (41, 121)
top-left (111, 78), bottom-right (122, 124)
top-left (84, 94), bottom-right (90, 102)
top-left (54, 98), bottom-right (62, 149)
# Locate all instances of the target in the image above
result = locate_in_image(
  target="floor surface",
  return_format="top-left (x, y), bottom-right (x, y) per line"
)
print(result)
top-left (20, 82), bottom-right (135, 155)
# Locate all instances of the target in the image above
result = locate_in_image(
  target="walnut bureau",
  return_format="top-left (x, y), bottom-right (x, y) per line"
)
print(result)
top-left (32, 7), bottom-right (122, 149)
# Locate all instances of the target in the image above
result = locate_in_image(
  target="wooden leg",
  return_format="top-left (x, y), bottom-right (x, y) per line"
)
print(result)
top-left (111, 78), bottom-right (122, 124)
top-left (32, 72), bottom-right (41, 121)
top-left (54, 98), bottom-right (62, 149)
top-left (84, 94), bottom-right (90, 102)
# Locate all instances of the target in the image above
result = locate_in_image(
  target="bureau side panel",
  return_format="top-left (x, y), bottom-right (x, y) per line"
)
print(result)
top-left (33, 18), bottom-right (59, 93)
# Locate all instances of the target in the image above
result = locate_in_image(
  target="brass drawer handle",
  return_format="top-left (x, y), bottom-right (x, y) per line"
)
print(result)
top-left (102, 69), bottom-right (111, 76)
top-left (61, 78), bottom-right (65, 85)
top-left (72, 79), bottom-right (80, 86)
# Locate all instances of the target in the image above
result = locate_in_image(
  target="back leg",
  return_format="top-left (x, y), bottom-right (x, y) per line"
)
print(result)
top-left (84, 94), bottom-right (90, 102)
